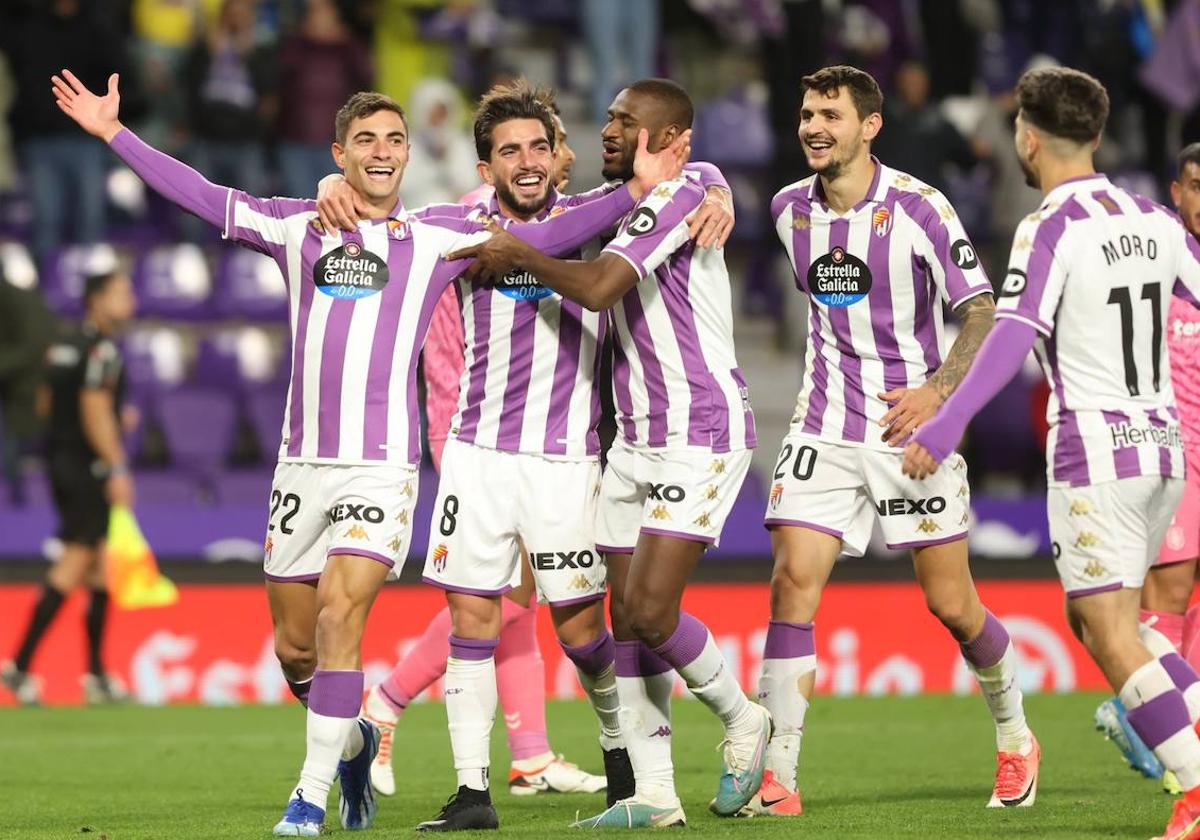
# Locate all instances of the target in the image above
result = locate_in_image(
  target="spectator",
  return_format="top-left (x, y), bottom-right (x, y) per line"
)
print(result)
top-left (184, 0), bottom-right (277, 199)
top-left (130, 0), bottom-right (217, 151)
top-left (873, 60), bottom-right (977, 193)
top-left (275, 0), bottom-right (372, 198)
top-left (582, 0), bottom-right (660, 123)
top-left (0, 267), bottom-right (54, 507)
top-left (0, 0), bottom-right (132, 264)
top-left (399, 78), bottom-right (480, 208)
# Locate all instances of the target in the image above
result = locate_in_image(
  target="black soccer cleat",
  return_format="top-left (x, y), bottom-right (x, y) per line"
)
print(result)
top-left (416, 786), bottom-right (499, 832)
top-left (603, 747), bottom-right (636, 807)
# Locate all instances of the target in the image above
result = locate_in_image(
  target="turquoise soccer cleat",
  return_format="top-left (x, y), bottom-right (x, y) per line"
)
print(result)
top-left (1094, 696), bottom-right (1164, 779)
top-left (709, 705), bottom-right (773, 816)
top-left (571, 796), bottom-right (686, 829)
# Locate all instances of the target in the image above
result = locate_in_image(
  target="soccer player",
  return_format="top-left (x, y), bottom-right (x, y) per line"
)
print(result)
top-left (756, 65), bottom-right (1037, 816)
top-left (448, 78), bottom-right (769, 829)
top-left (1095, 143), bottom-right (1200, 786)
top-left (50, 69), bottom-right (685, 837)
top-left (319, 96), bottom-right (733, 805)
top-left (1, 269), bottom-right (136, 706)
top-left (904, 67), bottom-right (1200, 840)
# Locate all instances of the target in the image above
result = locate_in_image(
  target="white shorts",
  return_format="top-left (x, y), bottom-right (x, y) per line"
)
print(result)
top-left (595, 444), bottom-right (752, 552)
top-left (763, 434), bottom-right (970, 557)
top-left (422, 440), bottom-right (605, 606)
top-left (1049, 475), bottom-right (1185, 598)
top-left (263, 461), bottom-right (420, 582)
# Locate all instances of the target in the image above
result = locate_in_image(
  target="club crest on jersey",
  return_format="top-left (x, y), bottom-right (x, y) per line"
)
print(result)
top-left (313, 242), bottom-right (389, 300)
top-left (808, 246), bottom-right (872, 307)
top-left (872, 207), bottom-right (892, 237)
top-left (497, 268), bottom-right (553, 301)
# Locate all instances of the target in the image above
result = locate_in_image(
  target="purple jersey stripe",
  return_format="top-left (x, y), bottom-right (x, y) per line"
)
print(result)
top-left (790, 209), bottom-right (827, 435)
top-left (1102, 409), bottom-right (1141, 478)
top-left (495, 302), bottom-right (538, 449)
top-left (621, 290), bottom-right (671, 447)
top-left (866, 201), bottom-right (909, 393)
top-left (611, 328), bottom-right (638, 443)
top-left (456, 288), bottom-right (492, 443)
top-left (1042, 336), bottom-right (1090, 485)
top-left (316, 297), bottom-right (355, 459)
top-left (544, 299), bottom-right (585, 456)
top-left (287, 230), bottom-right (323, 457)
top-left (1149, 408), bottom-right (1174, 476)
top-left (362, 239), bottom-right (415, 460)
top-left (828, 219), bottom-right (867, 442)
top-left (1094, 190), bottom-right (1123, 216)
top-left (910, 250), bottom-right (941, 379)
top-left (663, 247), bottom-right (727, 449)
top-left (730, 366), bottom-right (757, 448)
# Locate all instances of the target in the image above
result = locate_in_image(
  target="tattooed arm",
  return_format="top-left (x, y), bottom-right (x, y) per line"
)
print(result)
top-left (878, 293), bottom-right (996, 447)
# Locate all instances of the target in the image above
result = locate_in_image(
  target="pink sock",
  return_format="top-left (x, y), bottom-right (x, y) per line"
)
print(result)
top-left (1142, 608), bottom-right (1186, 652)
top-left (1183, 605), bottom-right (1200, 672)
top-left (378, 606), bottom-right (454, 712)
top-left (495, 599), bottom-right (550, 761)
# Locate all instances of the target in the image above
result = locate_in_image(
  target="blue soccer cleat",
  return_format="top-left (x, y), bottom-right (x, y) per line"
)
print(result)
top-left (709, 704), bottom-right (773, 816)
top-left (1094, 696), bottom-right (1164, 779)
top-left (272, 790), bottom-right (325, 837)
top-left (339, 718), bottom-right (381, 830)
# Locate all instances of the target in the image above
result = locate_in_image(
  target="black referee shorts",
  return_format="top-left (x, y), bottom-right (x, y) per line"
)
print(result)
top-left (48, 452), bottom-right (110, 547)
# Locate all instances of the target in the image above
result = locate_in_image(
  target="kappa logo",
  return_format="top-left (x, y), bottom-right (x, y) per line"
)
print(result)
top-left (395, 509), bottom-right (409, 525)
top-left (568, 574), bottom-right (590, 592)
top-left (388, 535), bottom-right (403, 553)
top-left (432, 543), bottom-right (449, 573)
top-left (1075, 532), bottom-right (1101, 549)
top-left (792, 213), bottom-right (810, 230)
top-left (626, 206), bottom-right (658, 236)
top-left (1083, 558), bottom-right (1108, 578)
top-left (652, 186), bottom-right (673, 199)
top-left (694, 512), bottom-right (712, 528)
top-left (940, 206), bottom-right (956, 221)
top-left (917, 186), bottom-right (937, 197)
top-left (705, 484), bottom-right (719, 501)
top-left (649, 725), bottom-right (672, 738)
top-left (400, 482), bottom-right (414, 499)
top-left (344, 524), bottom-right (369, 540)
top-left (1014, 236), bottom-right (1033, 252)
top-left (1068, 499), bottom-right (1093, 516)
top-left (770, 482), bottom-right (784, 509)
top-left (650, 504), bottom-right (671, 521)
top-left (916, 518), bottom-right (941, 534)
top-left (711, 459), bottom-right (726, 474)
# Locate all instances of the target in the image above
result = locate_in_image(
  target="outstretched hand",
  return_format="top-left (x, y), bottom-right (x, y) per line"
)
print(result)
top-left (445, 217), bottom-right (530, 284)
top-left (631, 128), bottom-right (691, 197)
top-left (51, 69), bottom-right (123, 143)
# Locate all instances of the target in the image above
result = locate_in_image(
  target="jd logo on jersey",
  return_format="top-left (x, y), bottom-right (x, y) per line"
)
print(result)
top-left (951, 239), bottom-right (978, 270)
top-left (497, 267), bottom-right (553, 302)
top-left (626, 207), bottom-right (658, 236)
top-left (313, 240), bottom-right (390, 300)
top-left (808, 246), bottom-right (872, 307)
top-left (999, 268), bottom-right (1027, 297)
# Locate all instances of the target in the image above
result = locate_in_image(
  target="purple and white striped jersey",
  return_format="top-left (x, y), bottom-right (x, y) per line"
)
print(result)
top-left (603, 170), bottom-right (757, 453)
top-left (995, 174), bottom-right (1200, 487)
top-left (773, 162), bottom-right (992, 448)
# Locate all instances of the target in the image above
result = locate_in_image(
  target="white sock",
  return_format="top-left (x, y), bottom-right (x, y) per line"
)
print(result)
top-left (1120, 658), bottom-right (1200, 790)
top-left (341, 718), bottom-right (365, 760)
top-left (616, 672), bottom-right (678, 805)
top-left (969, 642), bottom-right (1033, 753)
top-left (578, 663), bottom-right (624, 751)
top-left (758, 654), bottom-right (815, 791)
top-left (674, 632), bottom-right (755, 735)
top-left (446, 654), bottom-right (497, 792)
top-left (1141, 622), bottom-right (1200, 721)
top-left (291, 709), bottom-right (356, 808)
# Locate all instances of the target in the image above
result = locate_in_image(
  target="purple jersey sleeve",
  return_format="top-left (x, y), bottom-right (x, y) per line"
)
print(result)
top-left (602, 176), bottom-right (705, 278)
top-left (913, 191), bottom-right (992, 308)
top-left (224, 191), bottom-right (316, 257)
top-left (110, 129), bottom-right (230, 229)
top-left (685, 160), bottom-right (730, 193)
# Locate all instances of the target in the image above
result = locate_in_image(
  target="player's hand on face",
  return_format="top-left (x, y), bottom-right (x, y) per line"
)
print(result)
top-left (316, 174), bottom-right (367, 232)
top-left (106, 471), bottom-right (135, 508)
top-left (51, 70), bottom-right (123, 142)
top-left (632, 128), bottom-right (692, 197)
top-left (878, 383), bottom-right (943, 447)
top-left (686, 187), bottom-right (735, 248)
top-left (901, 441), bottom-right (939, 480)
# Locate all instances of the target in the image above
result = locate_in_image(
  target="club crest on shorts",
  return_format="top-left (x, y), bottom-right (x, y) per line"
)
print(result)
top-left (432, 543), bottom-right (449, 573)
top-left (770, 482), bottom-right (784, 509)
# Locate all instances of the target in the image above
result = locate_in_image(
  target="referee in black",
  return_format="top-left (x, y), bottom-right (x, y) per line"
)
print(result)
top-left (2, 269), bottom-right (137, 705)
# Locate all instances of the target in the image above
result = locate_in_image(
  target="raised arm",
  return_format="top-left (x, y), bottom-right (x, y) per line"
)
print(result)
top-left (53, 70), bottom-right (228, 227)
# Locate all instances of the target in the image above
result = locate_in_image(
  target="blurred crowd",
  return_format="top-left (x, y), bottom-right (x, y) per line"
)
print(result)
top-left (0, 0), bottom-right (1199, 503)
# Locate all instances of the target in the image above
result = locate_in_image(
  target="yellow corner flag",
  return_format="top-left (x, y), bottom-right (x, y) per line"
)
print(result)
top-left (106, 505), bottom-right (179, 609)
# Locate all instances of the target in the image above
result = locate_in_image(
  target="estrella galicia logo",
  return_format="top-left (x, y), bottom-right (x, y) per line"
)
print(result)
top-left (497, 268), bottom-right (553, 302)
top-left (626, 206), bottom-right (658, 236)
top-left (313, 241), bottom-right (389, 300)
top-left (807, 246), bottom-right (872, 307)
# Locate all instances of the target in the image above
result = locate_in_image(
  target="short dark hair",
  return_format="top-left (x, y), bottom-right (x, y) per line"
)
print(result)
top-left (1179, 143), bottom-right (1200, 178)
top-left (334, 92), bottom-right (407, 145)
top-left (1015, 68), bottom-right (1109, 144)
top-left (472, 79), bottom-right (557, 161)
top-left (801, 65), bottom-right (883, 120)
top-left (626, 78), bottom-right (694, 130)
top-left (84, 270), bottom-right (123, 304)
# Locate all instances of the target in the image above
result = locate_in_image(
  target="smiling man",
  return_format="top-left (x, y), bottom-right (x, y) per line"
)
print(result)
top-left (754, 65), bottom-right (1037, 816)
top-left (50, 69), bottom-right (686, 837)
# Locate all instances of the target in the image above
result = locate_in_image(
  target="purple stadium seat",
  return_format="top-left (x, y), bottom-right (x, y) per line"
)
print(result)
top-left (157, 387), bottom-right (237, 477)
top-left (132, 469), bottom-right (204, 506)
top-left (692, 94), bottom-right (773, 168)
top-left (215, 469), bottom-right (273, 506)
top-left (213, 249), bottom-right (288, 320)
top-left (247, 389), bottom-right (286, 458)
top-left (134, 244), bottom-right (214, 320)
top-left (40, 244), bottom-right (120, 317)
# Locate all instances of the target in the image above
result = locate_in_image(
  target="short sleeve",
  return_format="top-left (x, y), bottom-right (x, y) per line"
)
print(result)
top-left (602, 177), bottom-right (704, 279)
top-left (913, 191), bottom-right (992, 308)
top-left (82, 340), bottom-right (122, 390)
top-left (224, 192), bottom-right (314, 257)
top-left (994, 211), bottom-right (1072, 337)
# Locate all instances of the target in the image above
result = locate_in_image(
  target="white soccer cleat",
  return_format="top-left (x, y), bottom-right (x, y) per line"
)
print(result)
top-left (81, 672), bottom-right (129, 704)
top-left (509, 755), bottom-right (607, 796)
top-left (361, 686), bottom-right (399, 796)
top-left (1, 660), bottom-right (42, 706)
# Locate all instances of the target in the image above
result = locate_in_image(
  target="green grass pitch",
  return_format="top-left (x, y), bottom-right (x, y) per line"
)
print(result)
top-left (0, 692), bottom-right (1178, 838)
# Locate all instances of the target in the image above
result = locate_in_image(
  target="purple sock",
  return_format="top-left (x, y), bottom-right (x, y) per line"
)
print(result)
top-left (449, 635), bottom-right (499, 661)
top-left (763, 620), bottom-right (814, 659)
top-left (308, 669), bottom-right (364, 718)
top-left (561, 631), bottom-right (616, 676)
top-left (1127, 689), bottom-right (1194, 751)
top-left (961, 611), bottom-right (1010, 669)
top-left (614, 639), bottom-right (673, 677)
top-left (652, 612), bottom-right (709, 670)
top-left (1162, 653), bottom-right (1200, 694)
top-left (287, 677), bottom-right (312, 707)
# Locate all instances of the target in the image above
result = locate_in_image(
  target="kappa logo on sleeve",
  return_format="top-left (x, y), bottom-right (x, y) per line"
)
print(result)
top-left (625, 207), bottom-right (658, 236)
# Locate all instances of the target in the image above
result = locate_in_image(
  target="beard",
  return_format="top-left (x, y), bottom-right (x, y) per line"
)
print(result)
top-left (494, 178), bottom-right (551, 218)
top-left (1018, 154), bottom-right (1038, 189)
top-left (602, 152), bottom-right (634, 183)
